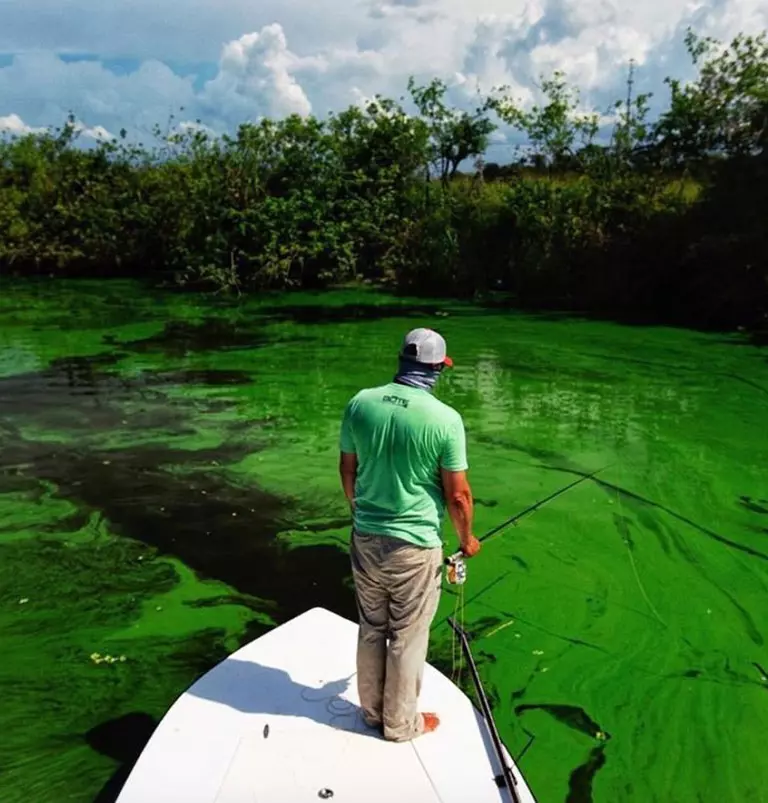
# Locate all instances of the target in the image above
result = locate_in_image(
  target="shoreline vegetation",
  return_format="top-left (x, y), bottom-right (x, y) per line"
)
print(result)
top-left (1, 29), bottom-right (766, 338)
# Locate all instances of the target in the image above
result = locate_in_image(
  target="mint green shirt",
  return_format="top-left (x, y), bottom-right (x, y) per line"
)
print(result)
top-left (339, 381), bottom-right (468, 548)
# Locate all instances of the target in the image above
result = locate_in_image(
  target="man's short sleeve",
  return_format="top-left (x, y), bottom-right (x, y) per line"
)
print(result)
top-left (339, 399), bottom-right (356, 454)
top-left (440, 416), bottom-right (468, 471)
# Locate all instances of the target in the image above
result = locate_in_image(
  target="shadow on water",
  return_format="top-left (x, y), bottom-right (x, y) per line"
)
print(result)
top-left (107, 318), bottom-right (314, 356)
top-left (0, 355), bottom-right (255, 434)
top-left (514, 704), bottom-right (610, 742)
top-left (1, 344), bottom-right (363, 800)
top-left (566, 745), bottom-right (608, 803)
top-left (2, 440), bottom-right (358, 625)
top-left (740, 497), bottom-right (768, 516)
top-left (0, 339), bottom-right (359, 619)
top-left (0, 343), bottom-right (359, 627)
top-left (86, 713), bottom-right (159, 803)
top-left (512, 704), bottom-right (609, 803)
top-left (256, 301), bottom-right (450, 325)
top-left (104, 304), bottom-right (457, 358)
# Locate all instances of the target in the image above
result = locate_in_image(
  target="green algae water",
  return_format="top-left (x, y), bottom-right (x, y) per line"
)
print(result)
top-left (1, 279), bottom-right (766, 803)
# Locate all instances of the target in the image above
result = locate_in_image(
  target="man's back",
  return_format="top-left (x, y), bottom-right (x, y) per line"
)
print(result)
top-left (340, 381), bottom-right (468, 548)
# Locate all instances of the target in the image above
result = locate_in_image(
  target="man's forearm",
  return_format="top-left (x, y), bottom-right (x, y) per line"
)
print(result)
top-left (340, 470), bottom-right (356, 510)
top-left (447, 490), bottom-right (473, 546)
top-left (339, 452), bottom-right (357, 512)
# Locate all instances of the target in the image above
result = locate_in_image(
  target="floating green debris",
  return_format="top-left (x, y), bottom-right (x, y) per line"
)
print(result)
top-left (89, 652), bottom-right (127, 665)
top-left (484, 619), bottom-right (515, 638)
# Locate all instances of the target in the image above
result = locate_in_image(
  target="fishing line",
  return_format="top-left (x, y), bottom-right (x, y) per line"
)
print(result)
top-left (451, 590), bottom-right (459, 680)
top-left (541, 463), bottom-right (768, 563)
top-left (613, 463), bottom-right (667, 628)
top-left (445, 465), bottom-right (610, 690)
top-left (446, 463), bottom-right (612, 567)
top-left (448, 617), bottom-right (522, 803)
top-left (450, 582), bottom-right (466, 686)
top-left (441, 466), bottom-right (614, 802)
top-left (458, 582), bottom-right (465, 686)
top-left (482, 463), bottom-right (610, 547)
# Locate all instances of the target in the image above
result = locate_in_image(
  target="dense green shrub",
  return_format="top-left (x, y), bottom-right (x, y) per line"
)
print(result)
top-left (0, 29), bottom-right (766, 332)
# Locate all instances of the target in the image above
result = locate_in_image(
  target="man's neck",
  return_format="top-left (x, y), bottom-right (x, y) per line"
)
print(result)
top-left (393, 377), bottom-right (430, 390)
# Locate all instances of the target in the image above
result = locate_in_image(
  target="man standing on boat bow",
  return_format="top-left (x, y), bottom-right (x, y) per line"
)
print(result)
top-left (339, 327), bottom-right (481, 742)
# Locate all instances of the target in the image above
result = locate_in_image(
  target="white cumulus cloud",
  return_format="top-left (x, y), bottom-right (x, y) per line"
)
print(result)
top-left (0, 113), bottom-right (44, 136)
top-left (200, 24), bottom-right (315, 122)
top-left (0, 0), bottom-right (765, 160)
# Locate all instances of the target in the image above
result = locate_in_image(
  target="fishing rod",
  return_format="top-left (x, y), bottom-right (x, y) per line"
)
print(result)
top-left (445, 464), bottom-right (610, 575)
top-left (448, 616), bottom-right (521, 803)
top-left (441, 467), bottom-right (611, 798)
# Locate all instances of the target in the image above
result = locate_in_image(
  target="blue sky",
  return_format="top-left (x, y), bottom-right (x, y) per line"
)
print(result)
top-left (1, 0), bottom-right (765, 160)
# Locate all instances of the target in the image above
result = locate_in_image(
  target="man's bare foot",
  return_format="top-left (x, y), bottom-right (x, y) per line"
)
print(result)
top-left (382, 714), bottom-right (440, 742)
top-left (422, 713), bottom-right (440, 733)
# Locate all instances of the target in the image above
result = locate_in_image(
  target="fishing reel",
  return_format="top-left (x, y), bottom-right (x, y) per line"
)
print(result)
top-left (445, 552), bottom-right (466, 585)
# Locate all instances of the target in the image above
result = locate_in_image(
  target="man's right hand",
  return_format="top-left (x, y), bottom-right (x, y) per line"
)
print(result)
top-left (441, 468), bottom-right (479, 558)
top-left (460, 535), bottom-right (481, 558)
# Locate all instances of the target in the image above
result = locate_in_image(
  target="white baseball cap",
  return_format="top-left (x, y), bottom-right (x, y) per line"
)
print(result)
top-left (400, 328), bottom-right (453, 367)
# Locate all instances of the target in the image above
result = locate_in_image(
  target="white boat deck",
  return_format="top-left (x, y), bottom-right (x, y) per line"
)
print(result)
top-left (116, 607), bottom-right (538, 803)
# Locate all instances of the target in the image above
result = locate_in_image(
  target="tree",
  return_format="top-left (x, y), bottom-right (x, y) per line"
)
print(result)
top-left (654, 29), bottom-right (768, 163)
top-left (487, 71), bottom-right (599, 169)
top-left (610, 60), bottom-right (655, 165)
top-left (407, 77), bottom-right (496, 183)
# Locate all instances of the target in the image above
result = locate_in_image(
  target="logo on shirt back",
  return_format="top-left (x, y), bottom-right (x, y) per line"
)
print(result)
top-left (382, 394), bottom-right (409, 408)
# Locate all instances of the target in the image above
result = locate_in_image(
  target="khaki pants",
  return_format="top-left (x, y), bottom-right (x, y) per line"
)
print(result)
top-left (349, 529), bottom-right (443, 742)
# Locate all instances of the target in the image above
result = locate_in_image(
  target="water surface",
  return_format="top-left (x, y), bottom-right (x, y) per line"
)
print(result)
top-left (1, 280), bottom-right (766, 803)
